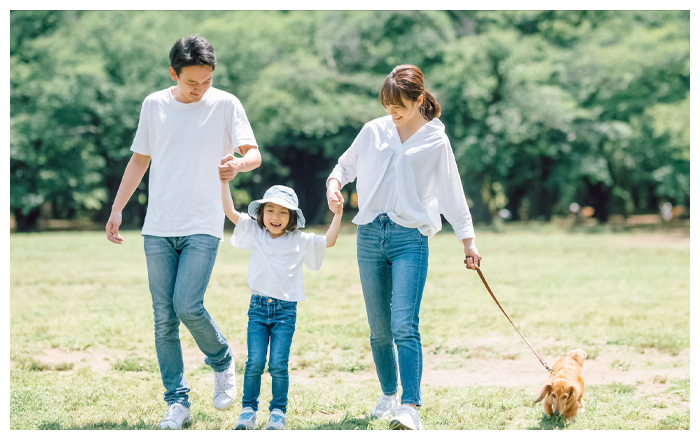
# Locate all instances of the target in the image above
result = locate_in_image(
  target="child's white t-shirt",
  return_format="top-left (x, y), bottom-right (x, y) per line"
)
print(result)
top-left (130, 87), bottom-right (257, 240)
top-left (231, 215), bottom-right (327, 302)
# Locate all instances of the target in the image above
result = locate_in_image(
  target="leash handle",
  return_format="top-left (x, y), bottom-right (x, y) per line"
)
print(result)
top-left (471, 264), bottom-right (553, 374)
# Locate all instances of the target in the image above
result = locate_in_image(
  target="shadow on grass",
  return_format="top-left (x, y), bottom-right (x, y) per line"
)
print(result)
top-left (38, 420), bottom-right (156, 430)
top-left (528, 414), bottom-right (569, 430)
top-left (309, 415), bottom-right (372, 430)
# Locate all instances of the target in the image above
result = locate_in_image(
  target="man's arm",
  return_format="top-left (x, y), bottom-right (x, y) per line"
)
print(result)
top-left (219, 144), bottom-right (261, 182)
top-left (105, 152), bottom-right (151, 244)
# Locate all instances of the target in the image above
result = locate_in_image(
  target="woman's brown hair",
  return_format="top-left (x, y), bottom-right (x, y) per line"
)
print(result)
top-left (379, 64), bottom-right (441, 121)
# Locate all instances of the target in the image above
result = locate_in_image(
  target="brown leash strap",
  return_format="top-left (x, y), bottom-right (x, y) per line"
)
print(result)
top-left (472, 265), bottom-right (553, 374)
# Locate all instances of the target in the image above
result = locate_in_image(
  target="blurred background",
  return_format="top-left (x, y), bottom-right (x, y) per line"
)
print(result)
top-left (9, 10), bottom-right (690, 233)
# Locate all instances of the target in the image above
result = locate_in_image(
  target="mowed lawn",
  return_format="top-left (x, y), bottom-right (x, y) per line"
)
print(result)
top-left (9, 225), bottom-right (690, 430)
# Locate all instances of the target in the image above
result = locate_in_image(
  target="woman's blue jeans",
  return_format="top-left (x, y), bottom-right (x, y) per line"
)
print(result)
top-left (242, 295), bottom-right (297, 413)
top-left (144, 234), bottom-right (233, 408)
top-left (357, 214), bottom-right (429, 406)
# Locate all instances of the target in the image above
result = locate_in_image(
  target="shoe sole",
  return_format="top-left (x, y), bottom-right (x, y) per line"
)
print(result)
top-left (389, 420), bottom-right (411, 430)
top-left (160, 416), bottom-right (191, 430)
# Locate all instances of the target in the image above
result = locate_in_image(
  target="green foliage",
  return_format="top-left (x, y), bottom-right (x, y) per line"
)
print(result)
top-left (10, 11), bottom-right (690, 230)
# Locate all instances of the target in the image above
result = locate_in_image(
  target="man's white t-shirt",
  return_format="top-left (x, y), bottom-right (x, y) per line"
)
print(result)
top-left (231, 215), bottom-right (327, 302)
top-left (130, 86), bottom-right (257, 240)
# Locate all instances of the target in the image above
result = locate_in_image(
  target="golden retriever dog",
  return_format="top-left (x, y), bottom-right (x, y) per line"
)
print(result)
top-left (534, 349), bottom-right (587, 420)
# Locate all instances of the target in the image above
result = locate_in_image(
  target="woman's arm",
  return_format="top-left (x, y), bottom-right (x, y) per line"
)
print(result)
top-left (221, 181), bottom-right (241, 224)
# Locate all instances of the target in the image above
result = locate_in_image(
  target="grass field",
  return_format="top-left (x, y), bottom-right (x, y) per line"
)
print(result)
top-left (9, 225), bottom-right (690, 430)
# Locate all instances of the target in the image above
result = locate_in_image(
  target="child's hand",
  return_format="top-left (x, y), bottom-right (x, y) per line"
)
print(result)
top-left (330, 200), bottom-right (343, 215)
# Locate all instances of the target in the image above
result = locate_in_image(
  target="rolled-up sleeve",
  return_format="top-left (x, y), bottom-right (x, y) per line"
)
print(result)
top-left (438, 141), bottom-right (475, 241)
top-left (327, 124), bottom-right (369, 189)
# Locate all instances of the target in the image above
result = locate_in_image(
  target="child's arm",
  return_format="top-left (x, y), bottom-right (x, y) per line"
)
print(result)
top-left (221, 181), bottom-right (241, 225)
top-left (325, 204), bottom-right (343, 248)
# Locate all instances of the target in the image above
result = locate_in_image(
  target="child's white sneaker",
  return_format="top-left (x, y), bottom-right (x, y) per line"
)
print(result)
top-left (389, 404), bottom-right (422, 430)
top-left (213, 362), bottom-right (236, 410)
top-left (158, 403), bottom-right (191, 429)
top-left (266, 409), bottom-right (287, 430)
top-left (234, 407), bottom-right (257, 430)
top-left (370, 394), bottom-right (399, 418)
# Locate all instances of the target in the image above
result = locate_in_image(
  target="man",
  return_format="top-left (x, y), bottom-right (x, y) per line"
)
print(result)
top-left (105, 35), bottom-right (260, 429)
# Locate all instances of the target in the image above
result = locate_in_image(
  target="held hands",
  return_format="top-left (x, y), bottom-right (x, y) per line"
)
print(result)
top-left (327, 188), bottom-right (344, 214)
top-left (105, 211), bottom-right (124, 244)
top-left (463, 239), bottom-right (482, 271)
top-left (219, 154), bottom-right (242, 182)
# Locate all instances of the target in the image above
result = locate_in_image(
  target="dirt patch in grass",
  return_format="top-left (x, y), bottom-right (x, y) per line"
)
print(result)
top-left (29, 338), bottom-right (689, 406)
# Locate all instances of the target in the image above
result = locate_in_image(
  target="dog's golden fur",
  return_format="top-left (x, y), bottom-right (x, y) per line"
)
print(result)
top-left (534, 349), bottom-right (586, 420)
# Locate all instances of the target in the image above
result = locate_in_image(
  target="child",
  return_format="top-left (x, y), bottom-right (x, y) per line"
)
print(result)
top-left (221, 183), bottom-right (342, 430)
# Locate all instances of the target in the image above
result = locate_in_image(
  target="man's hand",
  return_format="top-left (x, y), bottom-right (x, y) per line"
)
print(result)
top-left (106, 211), bottom-right (124, 244)
top-left (218, 154), bottom-right (240, 182)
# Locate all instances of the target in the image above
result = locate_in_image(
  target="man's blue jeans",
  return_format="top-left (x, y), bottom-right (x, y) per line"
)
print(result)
top-left (242, 295), bottom-right (297, 413)
top-left (144, 234), bottom-right (233, 408)
top-left (357, 215), bottom-right (429, 407)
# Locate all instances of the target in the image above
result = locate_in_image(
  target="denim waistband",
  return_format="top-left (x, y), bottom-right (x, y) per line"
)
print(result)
top-left (250, 294), bottom-right (293, 305)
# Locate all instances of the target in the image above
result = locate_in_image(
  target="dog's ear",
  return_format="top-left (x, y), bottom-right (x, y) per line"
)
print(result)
top-left (569, 349), bottom-right (587, 364)
top-left (534, 383), bottom-right (552, 403)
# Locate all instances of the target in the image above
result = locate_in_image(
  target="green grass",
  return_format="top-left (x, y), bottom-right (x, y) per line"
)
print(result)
top-left (10, 227), bottom-right (690, 429)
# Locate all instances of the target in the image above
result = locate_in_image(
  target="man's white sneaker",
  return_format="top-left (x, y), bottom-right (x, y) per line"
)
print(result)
top-left (370, 394), bottom-right (399, 418)
top-left (213, 362), bottom-right (237, 410)
top-left (234, 407), bottom-right (257, 430)
top-left (158, 403), bottom-right (191, 429)
top-left (266, 409), bottom-right (287, 430)
top-left (389, 404), bottom-right (422, 430)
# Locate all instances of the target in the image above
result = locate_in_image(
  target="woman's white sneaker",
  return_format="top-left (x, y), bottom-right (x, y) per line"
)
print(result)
top-left (370, 394), bottom-right (399, 418)
top-left (389, 404), bottom-right (422, 430)
top-left (158, 403), bottom-right (191, 429)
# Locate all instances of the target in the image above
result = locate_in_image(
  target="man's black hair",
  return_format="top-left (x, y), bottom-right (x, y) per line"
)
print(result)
top-left (169, 35), bottom-right (216, 77)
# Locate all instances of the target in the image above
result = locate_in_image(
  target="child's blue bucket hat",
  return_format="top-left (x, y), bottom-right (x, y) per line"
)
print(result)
top-left (247, 185), bottom-right (306, 228)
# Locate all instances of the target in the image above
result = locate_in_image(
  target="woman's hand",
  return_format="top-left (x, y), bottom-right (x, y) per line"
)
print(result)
top-left (463, 238), bottom-right (482, 270)
top-left (326, 178), bottom-right (344, 212)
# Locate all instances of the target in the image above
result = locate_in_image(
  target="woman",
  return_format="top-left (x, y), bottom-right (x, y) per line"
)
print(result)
top-left (326, 65), bottom-right (482, 430)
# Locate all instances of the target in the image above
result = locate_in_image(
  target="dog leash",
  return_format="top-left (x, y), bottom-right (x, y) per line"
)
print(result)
top-left (467, 260), bottom-right (553, 374)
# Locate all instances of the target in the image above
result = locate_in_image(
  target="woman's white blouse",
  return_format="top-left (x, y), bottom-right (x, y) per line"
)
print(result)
top-left (328, 115), bottom-right (475, 241)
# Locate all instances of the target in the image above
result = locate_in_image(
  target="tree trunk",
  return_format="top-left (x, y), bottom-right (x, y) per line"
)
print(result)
top-left (585, 180), bottom-right (612, 223)
top-left (13, 206), bottom-right (42, 232)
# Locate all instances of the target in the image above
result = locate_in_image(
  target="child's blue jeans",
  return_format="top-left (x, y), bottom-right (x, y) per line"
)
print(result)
top-left (242, 294), bottom-right (297, 413)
